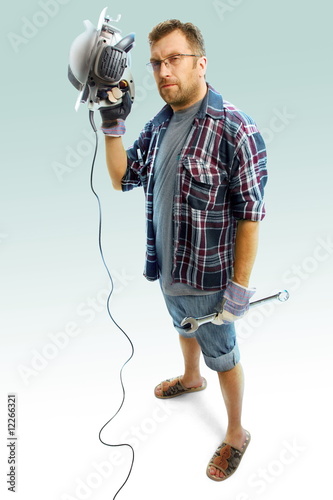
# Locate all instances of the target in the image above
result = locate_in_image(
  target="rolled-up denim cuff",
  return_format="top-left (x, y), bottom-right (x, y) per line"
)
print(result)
top-left (202, 342), bottom-right (240, 372)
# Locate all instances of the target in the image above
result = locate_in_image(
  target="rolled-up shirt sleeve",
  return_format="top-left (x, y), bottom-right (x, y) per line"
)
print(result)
top-left (121, 138), bottom-right (143, 191)
top-left (121, 122), bottom-right (154, 192)
top-left (229, 124), bottom-right (268, 221)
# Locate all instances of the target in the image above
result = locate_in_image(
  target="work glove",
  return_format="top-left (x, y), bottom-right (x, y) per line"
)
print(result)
top-left (212, 280), bottom-right (256, 325)
top-left (99, 88), bottom-right (132, 136)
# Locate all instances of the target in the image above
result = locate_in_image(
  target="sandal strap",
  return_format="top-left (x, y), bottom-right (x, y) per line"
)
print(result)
top-left (207, 431), bottom-right (251, 481)
top-left (207, 461), bottom-right (227, 474)
top-left (161, 377), bottom-right (185, 397)
top-left (210, 443), bottom-right (243, 476)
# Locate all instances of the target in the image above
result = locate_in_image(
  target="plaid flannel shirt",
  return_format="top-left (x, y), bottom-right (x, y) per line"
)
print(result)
top-left (122, 84), bottom-right (267, 291)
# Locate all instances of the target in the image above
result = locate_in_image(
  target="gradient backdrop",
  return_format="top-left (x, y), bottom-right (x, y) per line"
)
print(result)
top-left (1, 1), bottom-right (332, 499)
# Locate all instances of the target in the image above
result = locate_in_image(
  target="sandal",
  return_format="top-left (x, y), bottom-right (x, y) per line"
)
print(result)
top-left (206, 430), bottom-right (251, 481)
top-left (154, 376), bottom-right (207, 399)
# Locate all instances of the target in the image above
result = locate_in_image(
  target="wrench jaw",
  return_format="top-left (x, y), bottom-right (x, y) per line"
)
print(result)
top-left (180, 317), bottom-right (199, 334)
top-left (180, 312), bottom-right (219, 335)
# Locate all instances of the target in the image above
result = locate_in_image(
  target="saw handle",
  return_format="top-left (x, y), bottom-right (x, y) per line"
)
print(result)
top-left (114, 33), bottom-right (135, 52)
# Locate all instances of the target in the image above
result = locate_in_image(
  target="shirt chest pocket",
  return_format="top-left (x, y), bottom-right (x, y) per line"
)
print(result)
top-left (181, 157), bottom-right (228, 211)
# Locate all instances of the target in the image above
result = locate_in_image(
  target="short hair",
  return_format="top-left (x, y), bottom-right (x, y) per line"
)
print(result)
top-left (148, 19), bottom-right (206, 57)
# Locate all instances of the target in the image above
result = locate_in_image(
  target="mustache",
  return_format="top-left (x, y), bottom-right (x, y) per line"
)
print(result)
top-left (159, 79), bottom-right (178, 87)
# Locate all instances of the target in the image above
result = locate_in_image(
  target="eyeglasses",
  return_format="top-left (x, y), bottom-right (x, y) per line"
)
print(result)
top-left (146, 53), bottom-right (201, 72)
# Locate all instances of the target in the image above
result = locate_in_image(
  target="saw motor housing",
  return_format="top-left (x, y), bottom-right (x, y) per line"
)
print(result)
top-left (68, 8), bottom-right (135, 111)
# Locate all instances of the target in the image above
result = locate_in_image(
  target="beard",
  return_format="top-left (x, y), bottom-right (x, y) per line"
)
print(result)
top-left (159, 77), bottom-right (202, 109)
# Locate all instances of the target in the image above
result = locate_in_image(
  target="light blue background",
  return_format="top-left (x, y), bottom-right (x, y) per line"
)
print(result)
top-left (1, 1), bottom-right (332, 499)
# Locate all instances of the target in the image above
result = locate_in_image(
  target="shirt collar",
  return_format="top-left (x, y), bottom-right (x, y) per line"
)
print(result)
top-left (198, 83), bottom-right (224, 119)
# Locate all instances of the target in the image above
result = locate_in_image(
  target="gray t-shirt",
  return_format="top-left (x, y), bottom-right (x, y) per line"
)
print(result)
top-left (153, 99), bottom-right (215, 296)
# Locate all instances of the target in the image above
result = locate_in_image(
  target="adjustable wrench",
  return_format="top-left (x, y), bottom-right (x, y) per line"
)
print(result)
top-left (180, 290), bottom-right (290, 334)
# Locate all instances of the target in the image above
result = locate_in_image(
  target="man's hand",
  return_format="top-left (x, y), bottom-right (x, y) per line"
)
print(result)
top-left (213, 280), bottom-right (256, 325)
top-left (100, 90), bottom-right (132, 136)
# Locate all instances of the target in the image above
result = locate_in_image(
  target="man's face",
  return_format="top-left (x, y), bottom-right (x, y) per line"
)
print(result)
top-left (149, 30), bottom-right (207, 111)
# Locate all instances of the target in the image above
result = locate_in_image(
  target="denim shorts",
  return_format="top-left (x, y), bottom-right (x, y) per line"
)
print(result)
top-left (161, 290), bottom-right (240, 372)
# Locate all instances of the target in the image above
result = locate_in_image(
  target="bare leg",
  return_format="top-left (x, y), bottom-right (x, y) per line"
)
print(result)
top-left (154, 335), bottom-right (204, 397)
top-left (208, 363), bottom-right (248, 479)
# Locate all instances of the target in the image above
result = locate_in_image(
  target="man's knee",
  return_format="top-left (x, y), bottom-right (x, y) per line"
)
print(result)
top-left (203, 343), bottom-right (240, 372)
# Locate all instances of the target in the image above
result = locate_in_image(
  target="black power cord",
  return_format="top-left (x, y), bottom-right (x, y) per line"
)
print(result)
top-left (88, 109), bottom-right (135, 499)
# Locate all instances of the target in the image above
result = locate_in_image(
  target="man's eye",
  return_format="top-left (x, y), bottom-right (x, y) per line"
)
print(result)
top-left (169, 56), bottom-right (181, 64)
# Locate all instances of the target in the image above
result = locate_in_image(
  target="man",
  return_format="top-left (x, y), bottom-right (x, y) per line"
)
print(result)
top-left (100, 20), bottom-right (267, 481)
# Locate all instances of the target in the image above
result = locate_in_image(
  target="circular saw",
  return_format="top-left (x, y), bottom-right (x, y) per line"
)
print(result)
top-left (68, 7), bottom-right (135, 111)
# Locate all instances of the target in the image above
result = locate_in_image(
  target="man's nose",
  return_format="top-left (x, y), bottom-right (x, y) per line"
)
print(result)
top-left (158, 60), bottom-right (171, 78)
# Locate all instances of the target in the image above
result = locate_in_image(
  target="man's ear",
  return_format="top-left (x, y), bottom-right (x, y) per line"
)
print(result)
top-left (198, 56), bottom-right (207, 77)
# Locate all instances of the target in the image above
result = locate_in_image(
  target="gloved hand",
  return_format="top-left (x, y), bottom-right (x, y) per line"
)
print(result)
top-left (212, 281), bottom-right (256, 325)
top-left (99, 89), bottom-right (132, 136)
